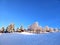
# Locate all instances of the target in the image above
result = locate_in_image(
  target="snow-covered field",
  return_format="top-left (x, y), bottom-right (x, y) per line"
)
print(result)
top-left (0, 32), bottom-right (60, 45)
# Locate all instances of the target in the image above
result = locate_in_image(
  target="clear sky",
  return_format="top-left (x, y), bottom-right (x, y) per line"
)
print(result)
top-left (0, 0), bottom-right (60, 29)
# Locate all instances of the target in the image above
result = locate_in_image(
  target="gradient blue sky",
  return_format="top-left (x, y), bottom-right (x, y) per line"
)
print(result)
top-left (0, 0), bottom-right (60, 28)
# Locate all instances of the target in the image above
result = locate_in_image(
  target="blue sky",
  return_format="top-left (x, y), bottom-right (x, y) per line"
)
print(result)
top-left (0, 0), bottom-right (60, 29)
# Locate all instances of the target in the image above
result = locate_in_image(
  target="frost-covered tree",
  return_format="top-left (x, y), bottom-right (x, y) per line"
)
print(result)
top-left (49, 28), bottom-right (54, 32)
top-left (44, 26), bottom-right (49, 32)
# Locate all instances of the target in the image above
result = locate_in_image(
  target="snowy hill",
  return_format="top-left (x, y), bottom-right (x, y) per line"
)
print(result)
top-left (0, 32), bottom-right (60, 45)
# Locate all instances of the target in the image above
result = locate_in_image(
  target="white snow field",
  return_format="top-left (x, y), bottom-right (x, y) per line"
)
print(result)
top-left (0, 32), bottom-right (60, 45)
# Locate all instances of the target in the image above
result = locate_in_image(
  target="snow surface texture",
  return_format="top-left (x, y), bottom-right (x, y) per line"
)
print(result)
top-left (0, 32), bottom-right (60, 45)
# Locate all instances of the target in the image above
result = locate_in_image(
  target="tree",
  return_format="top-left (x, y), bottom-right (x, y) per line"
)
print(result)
top-left (44, 26), bottom-right (49, 32)
top-left (1, 27), bottom-right (5, 33)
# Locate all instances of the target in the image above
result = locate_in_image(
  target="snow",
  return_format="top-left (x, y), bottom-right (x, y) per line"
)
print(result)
top-left (0, 33), bottom-right (2, 35)
top-left (20, 32), bottom-right (34, 35)
top-left (0, 32), bottom-right (60, 45)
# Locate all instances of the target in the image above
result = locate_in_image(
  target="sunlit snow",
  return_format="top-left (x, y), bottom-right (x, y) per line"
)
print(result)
top-left (20, 32), bottom-right (34, 35)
